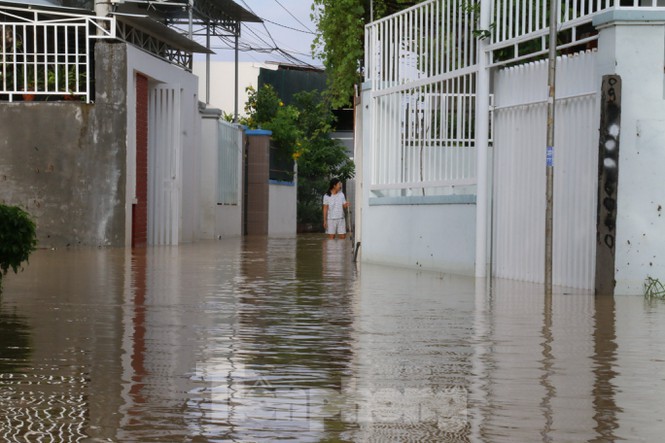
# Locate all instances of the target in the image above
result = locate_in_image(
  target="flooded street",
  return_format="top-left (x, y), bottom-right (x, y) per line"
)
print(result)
top-left (2, 235), bottom-right (665, 442)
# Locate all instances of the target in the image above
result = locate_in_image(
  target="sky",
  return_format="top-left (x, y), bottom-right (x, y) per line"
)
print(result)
top-left (208, 0), bottom-right (322, 67)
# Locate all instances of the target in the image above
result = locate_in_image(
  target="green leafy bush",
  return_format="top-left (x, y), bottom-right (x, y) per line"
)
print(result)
top-left (0, 204), bottom-right (37, 290)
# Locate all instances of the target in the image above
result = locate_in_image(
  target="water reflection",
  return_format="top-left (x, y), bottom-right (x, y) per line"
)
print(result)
top-left (591, 295), bottom-right (620, 442)
top-left (0, 237), bottom-right (664, 441)
top-left (190, 236), bottom-right (357, 442)
top-left (0, 305), bottom-right (31, 373)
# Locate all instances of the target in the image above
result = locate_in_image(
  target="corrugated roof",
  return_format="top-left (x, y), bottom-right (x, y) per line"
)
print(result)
top-left (113, 12), bottom-right (213, 53)
top-left (0, 0), bottom-right (91, 13)
top-left (115, 0), bottom-right (261, 24)
top-left (0, 0), bottom-right (261, 23)
top-left (204, 0), bottom-right (261, 22)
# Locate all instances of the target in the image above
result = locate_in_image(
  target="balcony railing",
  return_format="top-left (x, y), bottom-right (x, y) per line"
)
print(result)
top-left (0, 5), bottom-right (114, 103)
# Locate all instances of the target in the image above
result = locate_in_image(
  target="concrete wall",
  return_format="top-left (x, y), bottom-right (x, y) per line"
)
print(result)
top-left (594, 11), bottom-right (665, 294)
top-left (268, 181), bottom-right (297, 237)
top-left (0, 42), bottom-right (204, 248)
top-left (362, 202), bottom-right (476, 275)
top-left (0, 43), bottom-right (127, 247)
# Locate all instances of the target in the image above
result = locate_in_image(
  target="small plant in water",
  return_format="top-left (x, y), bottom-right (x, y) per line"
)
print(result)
top-left (0, 204), bottom-right (37, 292)
top-left (644, 276), bottom-right (665, 299)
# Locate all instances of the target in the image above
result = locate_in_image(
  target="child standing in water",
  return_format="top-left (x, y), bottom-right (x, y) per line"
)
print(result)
top-left (322, 178), bottom-right (350, 240)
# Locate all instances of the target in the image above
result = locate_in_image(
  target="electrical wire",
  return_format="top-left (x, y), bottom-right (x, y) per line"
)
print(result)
top-left (214, 0), bottom-right (319, 66)
top-left (271, 0), bottom-right (315, 33)
top-left (261, 17), bottom-right (316, 34)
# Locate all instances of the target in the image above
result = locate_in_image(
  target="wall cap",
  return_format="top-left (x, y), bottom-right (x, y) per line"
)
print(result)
top-left (369, 194), bottom-right (476, 206)
top-left (245, 128), bottom-right (273, 136)
top-left (593, 9), bottom-right (665, 28)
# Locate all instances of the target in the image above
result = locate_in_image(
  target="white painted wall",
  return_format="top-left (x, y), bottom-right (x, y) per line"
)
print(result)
top-left (268, 182), bottom-right (297, 237)
top-left (362, 203), bottom-right (476, 274)
top-left (216, 201), bottom-right (243, 238)
top-left (595, 13), bottom-right (665, 294)
top-left (125, 45), bottom-right (200, 245)
top-left (192, 61), bottom-right (277, 117)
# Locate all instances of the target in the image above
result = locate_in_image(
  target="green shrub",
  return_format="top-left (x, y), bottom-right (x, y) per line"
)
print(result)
top-left (0, 204), bottom-right (37, 290)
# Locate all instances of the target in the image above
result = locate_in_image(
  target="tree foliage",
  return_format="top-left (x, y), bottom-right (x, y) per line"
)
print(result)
top-left (242, 85), bottom-right (302, 161)
top-left (293, 90), bottom-right (354, 227)
top-left (240, 85), bottom-right (354, 227)
top-left (311, 0), bottom-right (425, 108)
top-left (0, 204), bottom-right (37, 291)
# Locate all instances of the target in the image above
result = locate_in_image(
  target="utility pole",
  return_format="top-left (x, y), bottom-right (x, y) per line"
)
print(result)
top-left (545, 0), bottom-right (558, 297)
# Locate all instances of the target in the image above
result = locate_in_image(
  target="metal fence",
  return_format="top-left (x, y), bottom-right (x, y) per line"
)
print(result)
top-left (492, 51), bottom-right (598, 289)
top-left (365, 0), bottom-right (478, 196)
top-left (0, 6), bottom-right (114, 102)
top-left (489, 0), bottom-right (665, 65)
top-left (364, 0), bottom-right (665, 197)
top-left (269, 143), bottom-right (295, 183)
top-left (218, 120), bottom-right (242, 205)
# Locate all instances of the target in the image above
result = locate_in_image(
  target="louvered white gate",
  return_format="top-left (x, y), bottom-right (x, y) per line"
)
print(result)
top-left (148, 84), bottom-right (182, 245)
top-left (492, 52), bottom-right (598, 289)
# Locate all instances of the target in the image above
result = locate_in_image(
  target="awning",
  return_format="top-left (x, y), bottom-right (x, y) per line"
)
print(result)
top-left (202, 0), bottom-right (261, 23)
top-left (0, 0), bottom-right (92, 14)
top-left (114, 0), bottom-right (261, 25)
top-left (113, 12), bottom-right (213, 54)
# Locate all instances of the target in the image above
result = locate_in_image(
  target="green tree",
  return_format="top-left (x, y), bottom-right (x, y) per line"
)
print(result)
top-left (311, 0), bottom-right (424, 108)
top-left (292, 90), bottom-right (354, 227)
top-left (240, 85), bottom-right (354, 227)
top-left (243, 85), bottom-right (302, 161)
top-left (0, 204), bottom-right (37, 292)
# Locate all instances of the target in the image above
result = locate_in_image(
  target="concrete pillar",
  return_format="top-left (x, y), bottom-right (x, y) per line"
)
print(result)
top-left (593, 10), bottom-right (665, 294)
top-left (245, 130), bottom-right (272, 236)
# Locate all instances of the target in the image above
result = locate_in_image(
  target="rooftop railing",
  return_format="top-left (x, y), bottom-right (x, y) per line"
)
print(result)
top-left (0, 6), bottom-right (114, 103)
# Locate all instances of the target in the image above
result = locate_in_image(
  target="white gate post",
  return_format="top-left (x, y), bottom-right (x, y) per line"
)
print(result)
top-left (475, 0), bottom-right (491, 278)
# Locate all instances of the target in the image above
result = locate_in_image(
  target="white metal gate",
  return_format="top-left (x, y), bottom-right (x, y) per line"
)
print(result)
top-left (148, 84), bottom-right (182, 245)
top-left (364, 0), bottom-right (479, 197)
top-left (492, 51), bottom-right (599, 289)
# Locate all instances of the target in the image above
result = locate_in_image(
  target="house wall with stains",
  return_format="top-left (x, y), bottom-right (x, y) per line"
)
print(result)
top-left (0, 45), bottom-right (127, 247)
top-left (594, 12), bottom-right (665, 294)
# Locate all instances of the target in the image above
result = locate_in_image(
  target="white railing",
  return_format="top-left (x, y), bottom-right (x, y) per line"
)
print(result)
top-left (0, 6), bottom-right (114, 103)
top-left (365, 0), bottom-right (479, 195)
top-left (365, 0), bottom-right (477, 91)
top-left (364, 0), bottom-right (665, 196)
top-left (371, 84), bottom-right (478, 195)
top-left (490, 0), bottom-right (665, 65)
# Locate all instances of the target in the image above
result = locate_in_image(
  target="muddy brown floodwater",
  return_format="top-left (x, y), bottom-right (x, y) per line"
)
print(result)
top-left (1, 234), bottom-right (665, 442)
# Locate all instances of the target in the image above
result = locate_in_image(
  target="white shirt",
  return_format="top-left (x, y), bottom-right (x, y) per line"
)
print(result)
top-left (323, 192), bottom-right (346, 219)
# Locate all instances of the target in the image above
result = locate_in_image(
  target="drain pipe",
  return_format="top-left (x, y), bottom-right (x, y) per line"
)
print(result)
top-left (474, 0), bottom-right (491, 278)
